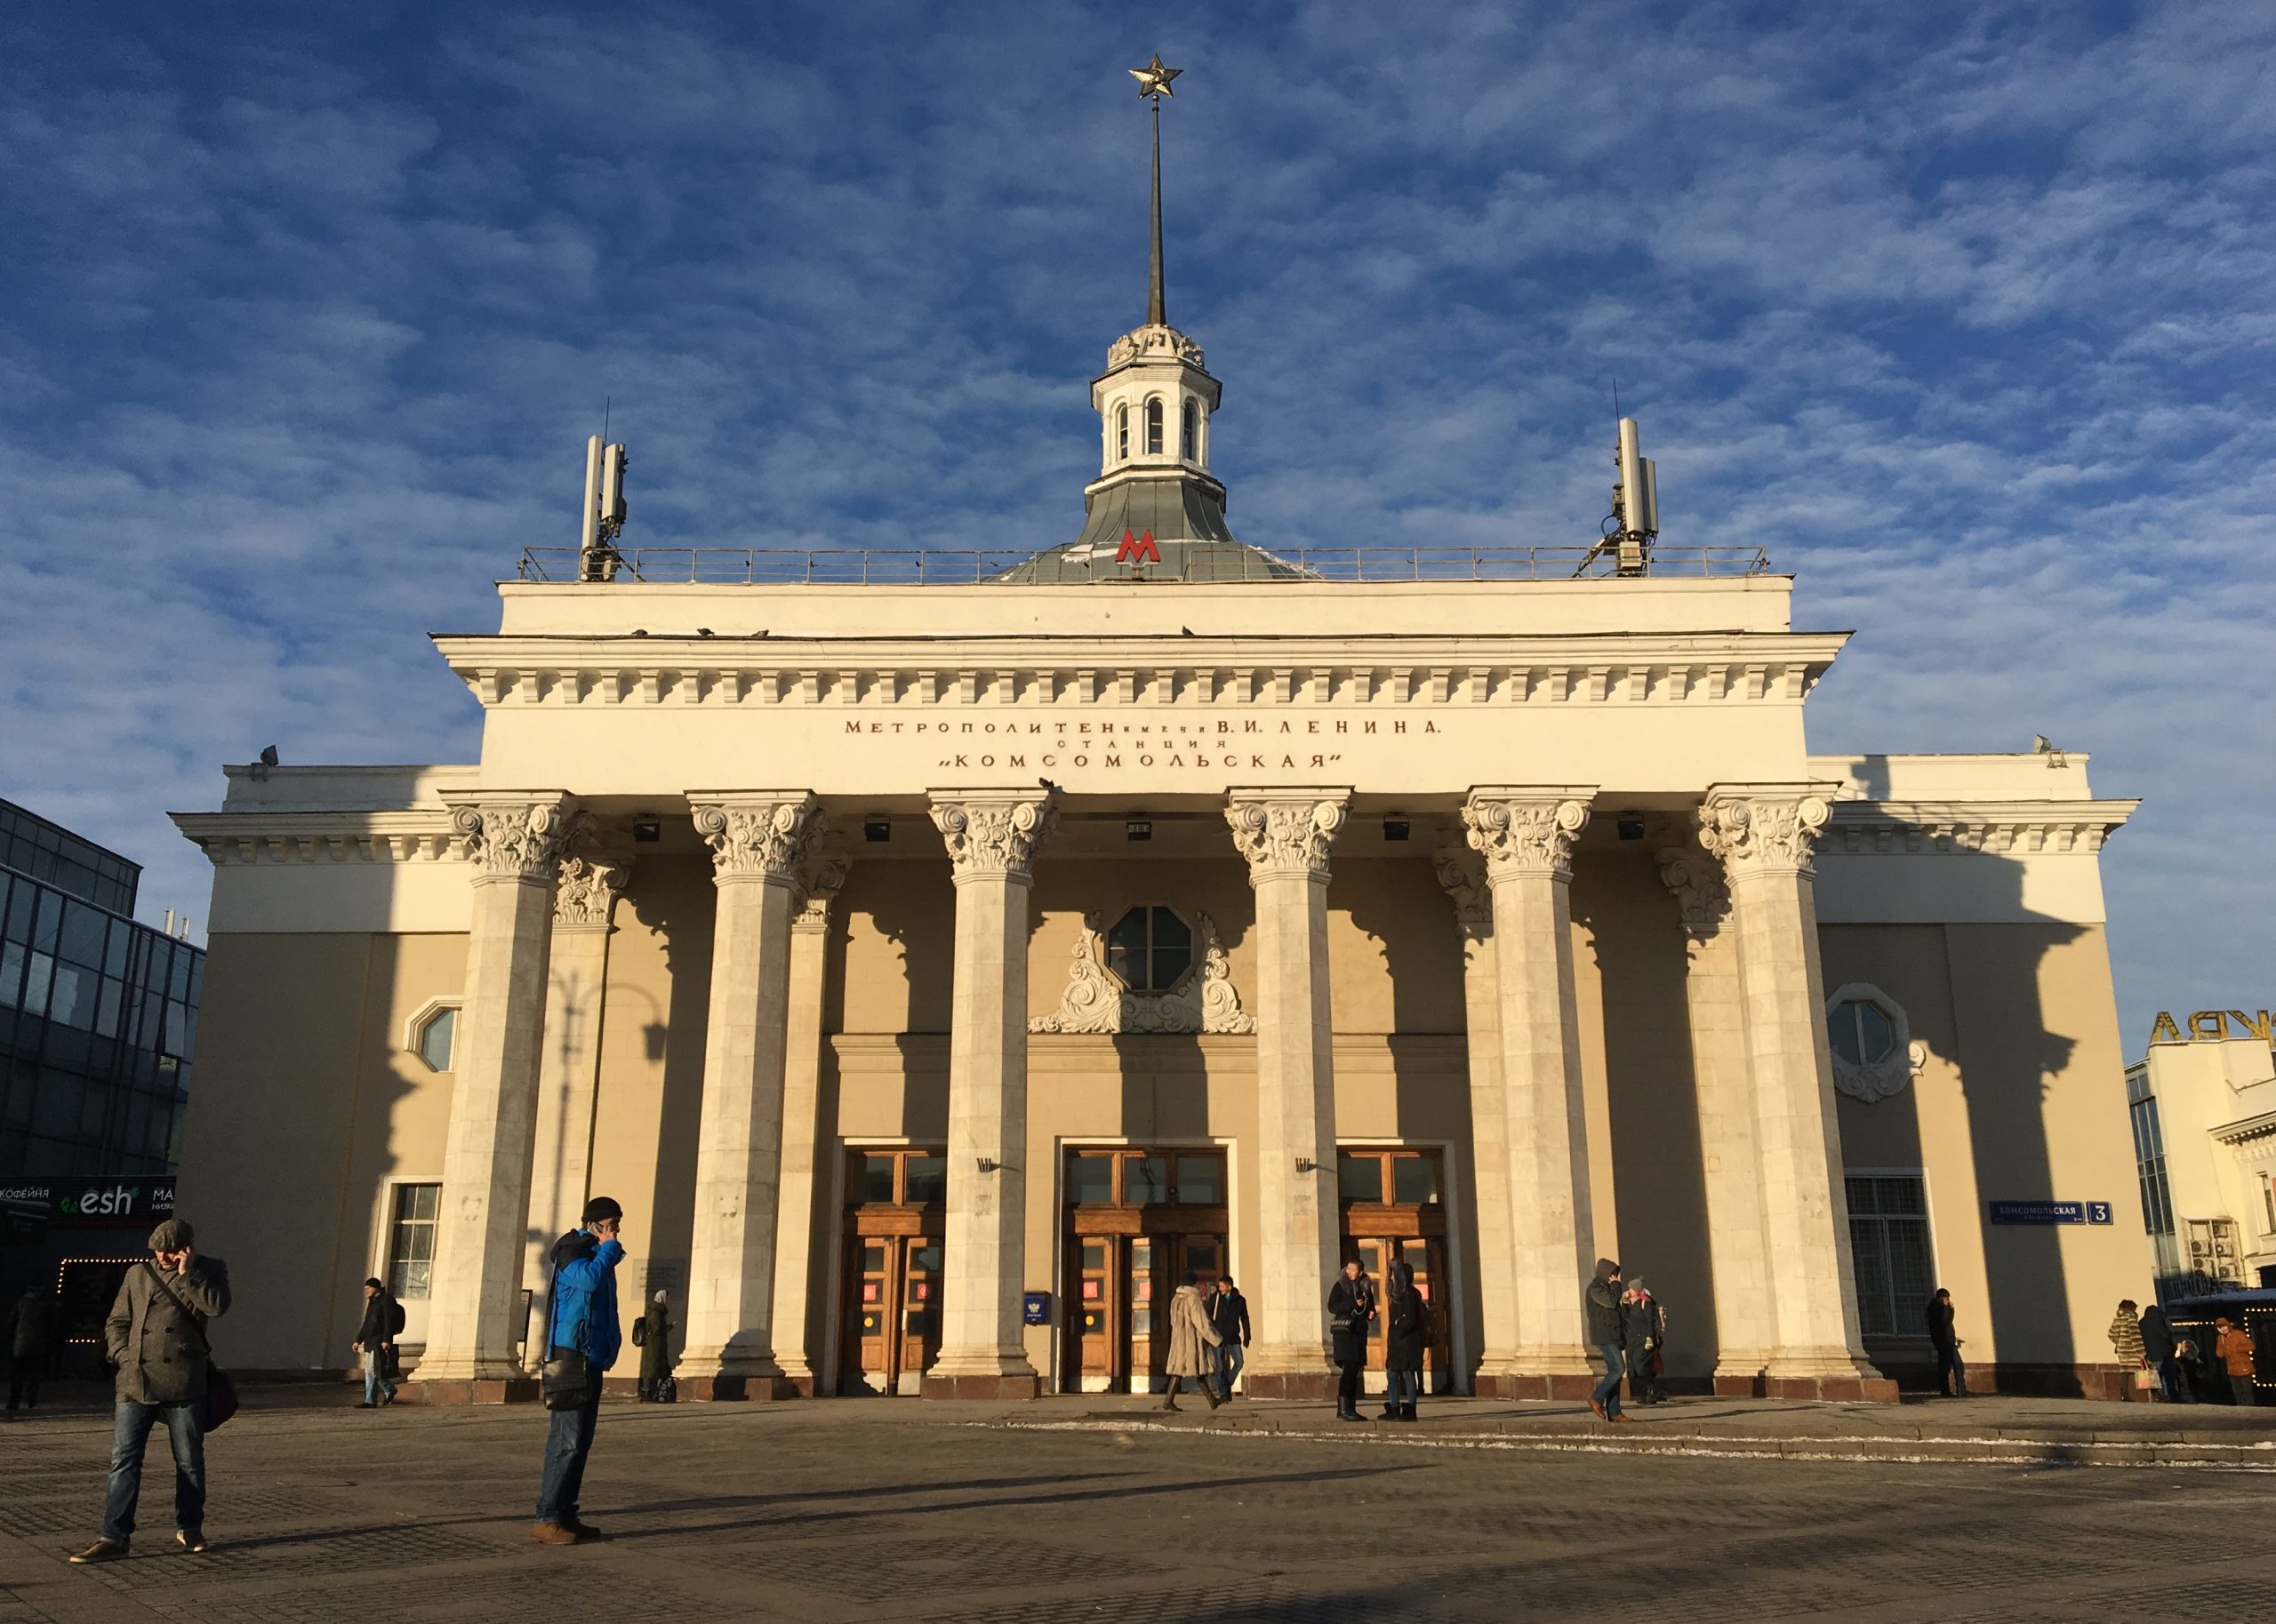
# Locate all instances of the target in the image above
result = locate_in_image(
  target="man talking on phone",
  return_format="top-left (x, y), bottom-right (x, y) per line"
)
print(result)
top-left (533, 1196), bottom-right (625, 1545)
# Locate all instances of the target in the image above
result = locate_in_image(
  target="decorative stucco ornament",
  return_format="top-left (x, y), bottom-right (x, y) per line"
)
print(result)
top-left (1031, 912), bottom-right (1254, 1036)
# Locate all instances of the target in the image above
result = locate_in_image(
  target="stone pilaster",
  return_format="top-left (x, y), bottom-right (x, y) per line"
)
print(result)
top-left (1463, 788), bottom-right (1599, 1396)
top-left (1699, 786), bottom-right (1888, 1399)
top-left (1655, 833), bottom-right (1779, 1394)
top-left (1434, 837), bottom-right (1516, 1395)
top-left (770, 845), bottom-right (848, 1395)
top-left (420, 793), bottom-right (587, 1392)
top-left (519, 853), bottom-right (629, 1369)
top-left (1223, 789), bottom-right (1350, 1401)
top-left (679, 792), bottom-right (821, 1400)
top-left (923, 789), bottom-right (1056, 1398)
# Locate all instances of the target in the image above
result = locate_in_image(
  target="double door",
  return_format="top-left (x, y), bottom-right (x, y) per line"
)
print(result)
top-left (1344, 1235), bottom-right (1455, 1391)
top-left (841, 1232), bottom-right (941, 1396)
top-left (1067, 1229), bottom-right (1224, 1393)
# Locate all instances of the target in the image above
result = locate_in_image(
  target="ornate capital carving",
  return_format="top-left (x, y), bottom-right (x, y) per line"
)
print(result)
top-left (928, 791), bottom-right (1056, 879)
top-left (553, 855), bottom-right (629, 928)
top-left (1107, 322), bottom-right (1206, 371)
top-left (1655, 839), bottom-right (1730, 935)
top-left (1699, 788), bottom-right (1832, 879)
top-left (450, 796), bottom-right (589, 884)
top-left (691, 793), bottom-right (821, 883)
top-left (1223, 792), bottom-right (1349, 881)
top-left (1431, 836), bottom-right (1493, 937)
top-left (793, 845), bottom-right (850, 930)
top-left (1462, 790), bottom-right (1592, 881)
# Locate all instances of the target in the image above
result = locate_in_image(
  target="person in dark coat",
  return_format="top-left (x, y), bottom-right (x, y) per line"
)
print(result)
top-left (1926, 1287), bottom-right (1966, 1397)
top-left (2138, 1303), bottom-right (2187, 1404)
top-left (1380, 1259), bottom-right (1425, 1421)
top-left (351, 1277), bottom-right (397, 1408)
top-left (1623, 1279), bottom-right (1663, 1405)
top-left (1585, 1259), bottom-right (1629, 1421)
top-left (1326, 1260), bottom-right (1375, 1422)
top-left (636, 1290), bottom-right (674, 1401)
top-left (1208, 1276), bottom-right (1251, 1403)
top-left (71, 1218), bottom-right (231, 1564)
top-left (8, 1288), bottom-right (54, 1414)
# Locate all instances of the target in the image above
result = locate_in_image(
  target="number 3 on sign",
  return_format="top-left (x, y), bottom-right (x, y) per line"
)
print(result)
top-left (2087, 1202), bottom-right (2113, 1225)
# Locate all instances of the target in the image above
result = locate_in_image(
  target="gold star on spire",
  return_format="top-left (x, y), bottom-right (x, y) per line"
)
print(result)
top-left (1130, 54), bottom-right (1182, 101)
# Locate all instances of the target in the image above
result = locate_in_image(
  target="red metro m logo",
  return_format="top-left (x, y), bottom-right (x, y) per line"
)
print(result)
top-left (1115, 528), bottom-right (1160, 564)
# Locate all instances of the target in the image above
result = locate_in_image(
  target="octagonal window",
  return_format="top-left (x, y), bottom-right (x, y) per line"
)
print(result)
top-left (1104, 906), bottom-right (1192, 994)
top-left (1828, 997), bottom-right (1895, 1068)
top-left (414, 1005), bottom-right (458, 1073)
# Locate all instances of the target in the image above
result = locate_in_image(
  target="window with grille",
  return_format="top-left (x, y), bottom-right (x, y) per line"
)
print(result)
top-left (2126, 1081), bottom-right (2175, 1238)
top-left (386, 1183), bottom-right (440, 1300)
top-left (1846, 1174), bottom-right (1935, 1338)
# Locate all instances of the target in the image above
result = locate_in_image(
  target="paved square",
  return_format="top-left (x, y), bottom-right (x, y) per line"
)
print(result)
top-left (1, 1397), bottom-right (2269, 1622)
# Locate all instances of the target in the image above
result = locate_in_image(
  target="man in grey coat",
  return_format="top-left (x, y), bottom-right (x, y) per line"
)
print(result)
top-left (70, 1217), bottom-right (231, 1564)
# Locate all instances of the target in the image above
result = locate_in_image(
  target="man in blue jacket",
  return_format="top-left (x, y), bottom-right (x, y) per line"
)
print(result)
top-left (533, 1196), bottom-right (624, 1545)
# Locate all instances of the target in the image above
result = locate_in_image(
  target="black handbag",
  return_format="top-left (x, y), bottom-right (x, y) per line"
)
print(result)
top-left (541, 1348), bottom-right (593, 1411)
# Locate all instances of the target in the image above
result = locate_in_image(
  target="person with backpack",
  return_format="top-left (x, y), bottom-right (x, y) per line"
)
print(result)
top-left (351, 1277), bottom-right (400, 1408)
top-left (1379, 1259), bottom-right (1425, 1421)
top-left (71, 1217), bottom-right (232, 1564)
top-left (634, 1289), bottom-right (674, 1402)
top-left (533, 1196), bottom-right (626, 1546)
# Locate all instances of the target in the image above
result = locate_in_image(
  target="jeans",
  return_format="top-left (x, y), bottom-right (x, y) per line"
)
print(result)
top-left (1591, 1344), bottom-right (1625, 1414)
top-left (1385, 1368), bottom-right (1420, 1409)
top-left (535, 1389), bottom-right (602, 1524)
top-left (1214, 1341), bottom-right (1244, 1400)
top-left (103, 1401), bottom-right (205, 1543)
top-left (1935, 1346), bottom-right (1967, 1396)
top-left (362, 1348), bottom-right (396, 1405)
top-left (2156, 1357), bottom-right (2190, 1404)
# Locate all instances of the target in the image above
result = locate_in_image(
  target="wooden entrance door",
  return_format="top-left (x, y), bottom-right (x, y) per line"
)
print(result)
top-left (1062, 1147), bottom-right (1230, 1394)
top-left (1339, 1148), bottom-right (1455, 1392)
top-left (842, 1234), bottom-right (942, 1396)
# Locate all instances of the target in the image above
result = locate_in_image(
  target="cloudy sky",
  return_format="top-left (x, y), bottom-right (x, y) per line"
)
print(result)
top-left (5, 2), bottom-right (2269, 1050)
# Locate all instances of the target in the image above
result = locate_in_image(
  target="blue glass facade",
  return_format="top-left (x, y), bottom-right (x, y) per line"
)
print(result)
top-left (0, 799), bottom-right (200, 1176)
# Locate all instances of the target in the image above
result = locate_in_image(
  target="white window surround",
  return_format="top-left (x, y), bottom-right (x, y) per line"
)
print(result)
top-left (1824, 982), bottom-right (1927, 1103)
top-left (403, 996), bottom-right (462, 1073)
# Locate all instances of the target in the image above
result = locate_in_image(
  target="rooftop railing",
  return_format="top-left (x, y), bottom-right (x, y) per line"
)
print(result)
top-left (514, 542), bottom-right (1772, 586)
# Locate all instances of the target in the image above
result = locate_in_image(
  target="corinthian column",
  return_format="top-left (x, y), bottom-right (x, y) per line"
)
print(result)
top-left (1434, 837), bottom-right (1517, 1395)
top-left (924, 789), bottom-right (1056, 1398)
top-left (1699, 786), bottom-right (1883, 1394)
top-left (679, 792), bottom-right (821, 1400)
top-left (1223, 788), bottom-right (1350, 1400)
top-left (421, 793), bottom-right (586, 1388)
top-left (770, 845), bottom-right (848, 1394)
top-left (1463, 788), bottom-right (1598, 1395)
top-left (1655, 835), bottom-right (1777, 1393)
top-left (521, 853), bottom-right (629, 1366)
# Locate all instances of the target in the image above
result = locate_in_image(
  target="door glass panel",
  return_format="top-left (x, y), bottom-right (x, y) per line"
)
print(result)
top-left (1175, 1154), bottom-right (1222, 1204)
top-left (1070, 1156), bottom-right (1113, 1205)
top-left (860, 1156), bottom-right (897, 1204)
top-left (1126, 1155), bottom-right (1171, 1205)
top-left (904, 1155), bottom-right (947, 1207)
top-left (1391, 1156), bottom-right (1440, 1205)
top-left (1081, 1242), bottom-right (1106, 1272)
top-left (1339, 1153), bottom-right (1384, 1204)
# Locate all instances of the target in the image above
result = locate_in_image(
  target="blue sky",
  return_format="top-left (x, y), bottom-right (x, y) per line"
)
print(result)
top-left (4, 2), bottom-right (2269, 1051)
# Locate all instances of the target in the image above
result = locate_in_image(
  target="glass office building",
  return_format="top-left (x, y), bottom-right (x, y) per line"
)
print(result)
top-left (0, 799), bottom-right (201, 1176)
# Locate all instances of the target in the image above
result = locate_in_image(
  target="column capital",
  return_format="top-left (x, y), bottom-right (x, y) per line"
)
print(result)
top-left (927, 788), bottom-right (1056, 880)
top-left (1655, 835), bottom-right (1730, 935)
top-left (553, 854), bottom-right (629, 930)
top-left (1223, 788), bottom-right (1350, 881)
top-left (1462, 788), bottom-right (1595, 881)
top-left (1431, 835), bottom-right (1493, 938)
top-left (690, 792), bottom-right (821, 883)
top-left (1699, 784), bottom-right (1836, 879)
top-left (444, 793), bottom-right (588, 886)
top-left (793, 844), bottom-right (850, 931)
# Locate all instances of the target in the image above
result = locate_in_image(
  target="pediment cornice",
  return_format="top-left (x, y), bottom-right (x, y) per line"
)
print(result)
top-left (1823, 798), bottom-right (2140, 857)
top-left (172, 809), bottom-right (469, 867)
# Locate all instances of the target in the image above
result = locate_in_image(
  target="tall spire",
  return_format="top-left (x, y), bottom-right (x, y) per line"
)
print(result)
top-left (1130, 53), bottom-right (1181, 327)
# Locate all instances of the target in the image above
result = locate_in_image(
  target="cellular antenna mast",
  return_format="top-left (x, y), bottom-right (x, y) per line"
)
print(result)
top-left (1129, 52), bottom-right (1182, 326)
top-left (578, 430), bottom-right (629, 582)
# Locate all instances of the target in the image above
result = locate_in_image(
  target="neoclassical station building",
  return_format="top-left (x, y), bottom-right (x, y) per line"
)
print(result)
top-left (172, 117), bottom-right (2152, 1403)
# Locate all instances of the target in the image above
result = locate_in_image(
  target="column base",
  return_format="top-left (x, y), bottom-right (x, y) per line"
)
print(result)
top-left (921, 1372), bottom-right (1041, 1400)
top-left (1761, 1373), bottom-right (1900, 1403)
top-left (1237, 1370), bottom-right (1334, 1402)
top-left (407, 1377), bottom-right (541, 1405)
top-left (1473, 1372), bottom-right (1601, 1400)
top-left (680, 1372), bottom-right (799, 1402)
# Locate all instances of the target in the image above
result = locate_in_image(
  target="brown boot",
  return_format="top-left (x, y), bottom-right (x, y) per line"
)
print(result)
top-left (531, 1522), bottom-right (579, 1546)
top-left (1162, 1389), bottom-right (1179, 1412)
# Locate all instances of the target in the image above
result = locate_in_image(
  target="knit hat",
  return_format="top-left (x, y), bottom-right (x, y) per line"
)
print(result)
top-left (1627, 1276), bottom-right (1648, 1297)
top-left (148, 1218), bottom-right (194, 1252)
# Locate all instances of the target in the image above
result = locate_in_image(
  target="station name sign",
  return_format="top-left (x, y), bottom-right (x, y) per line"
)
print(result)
top-left (1988, 1200), bottom-right (2114, 1226)
top-left (2149, 1010), bottom-right (2273, 1044)
top-left (845, 714), bottom-right (1446, 776)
